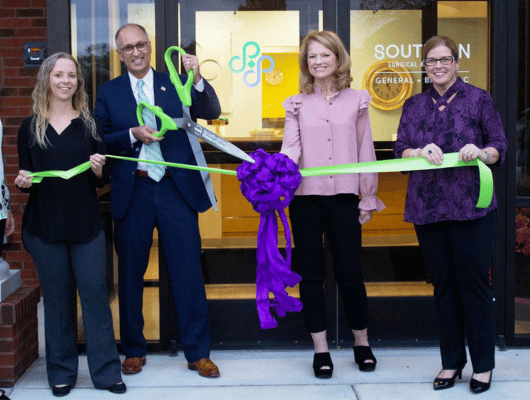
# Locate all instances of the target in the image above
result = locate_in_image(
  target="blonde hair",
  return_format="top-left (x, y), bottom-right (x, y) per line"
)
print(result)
top-left (31, 52), bottom-right (98, 148)
top-left (298, 30), bottom-right (352, 94)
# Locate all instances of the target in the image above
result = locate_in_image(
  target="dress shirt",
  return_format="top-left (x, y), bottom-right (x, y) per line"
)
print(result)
top-left (128, 68), bottom-right (205, 171)
top-left (394, 77), bottom-right (507, 225)
top-left (281, 87), bottom-right (384, 212)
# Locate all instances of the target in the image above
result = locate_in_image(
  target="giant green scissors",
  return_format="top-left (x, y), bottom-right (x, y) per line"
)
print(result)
top-left (136, 46), bottom-right (255, 164)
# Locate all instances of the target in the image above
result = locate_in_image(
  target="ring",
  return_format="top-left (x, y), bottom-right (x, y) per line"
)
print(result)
top-left (427, 150), bottom-right (432, 155)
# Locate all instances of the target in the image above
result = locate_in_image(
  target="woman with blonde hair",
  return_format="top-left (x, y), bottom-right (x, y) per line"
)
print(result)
top-left (15, 52), bottom-right (125, 397)
top-left (281, 31), bottom-right (384, 378)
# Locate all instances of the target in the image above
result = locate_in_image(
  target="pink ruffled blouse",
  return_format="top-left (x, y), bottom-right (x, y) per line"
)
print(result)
top-left (280, 87), bottom-right (385, 212)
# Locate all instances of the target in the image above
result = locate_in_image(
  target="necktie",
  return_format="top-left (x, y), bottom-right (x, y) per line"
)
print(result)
top-left (137, 79), bottom-right (165, 181)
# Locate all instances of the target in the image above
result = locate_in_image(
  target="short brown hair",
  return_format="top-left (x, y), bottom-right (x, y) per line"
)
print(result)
top-left (298, 30), bottom-right (352, 94)
top-left (423, 36), bottom-right (459, 60)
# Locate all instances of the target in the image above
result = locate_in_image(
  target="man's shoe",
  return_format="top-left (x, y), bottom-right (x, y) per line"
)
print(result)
top-left (187, 357), bottom-right (220, 378)
top-left (122, 355), bottom-right (146, 374)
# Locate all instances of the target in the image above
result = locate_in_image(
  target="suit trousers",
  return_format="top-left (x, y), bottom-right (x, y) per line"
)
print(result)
top-left (23, 230), bottom-right (122, 388)
top-left (114, 175), bottom-right (210, 362)
top-left (414, 211), bottom-right (497, 373)
top-left (288, 194), bottom-right (369, 333)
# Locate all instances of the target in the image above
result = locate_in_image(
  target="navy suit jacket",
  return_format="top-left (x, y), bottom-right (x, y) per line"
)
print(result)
top-left (94, 69), bottom-right (221, 219)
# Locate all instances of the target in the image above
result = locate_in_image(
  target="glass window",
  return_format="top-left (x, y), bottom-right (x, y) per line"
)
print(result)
top-left (71, 0), bottom-right (156, 111)
top-left (515, 0), bottom-right (530, 335)
top-left (350, 9), bottom-right (422, 142)
top-left (189, 3), bottom-right (321, 252)
top-left (516, 0), bottom-right (530, 197)
top-left (438, 1), bottom-right (489, 91)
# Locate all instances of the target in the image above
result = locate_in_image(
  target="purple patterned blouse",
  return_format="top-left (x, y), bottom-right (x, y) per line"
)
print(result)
top-left (394, 77), bottom-right (507, 225)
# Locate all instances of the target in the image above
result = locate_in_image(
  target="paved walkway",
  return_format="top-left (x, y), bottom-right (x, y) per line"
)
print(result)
top-left (3, 306), bottom-right (530, 399)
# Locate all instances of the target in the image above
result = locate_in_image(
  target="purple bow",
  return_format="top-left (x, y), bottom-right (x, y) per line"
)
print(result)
top-left (237, 149), bottom-right (303, 329)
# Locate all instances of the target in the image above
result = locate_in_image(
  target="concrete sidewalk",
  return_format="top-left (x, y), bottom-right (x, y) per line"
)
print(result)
top-left (4, 348), bottom-right (530, 400)
top-left (3, 305), bottom-right (530, 399)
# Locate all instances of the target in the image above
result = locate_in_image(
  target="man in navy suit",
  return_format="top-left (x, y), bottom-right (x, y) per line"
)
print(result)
top-left (94, 23), bottom-right (221, 378)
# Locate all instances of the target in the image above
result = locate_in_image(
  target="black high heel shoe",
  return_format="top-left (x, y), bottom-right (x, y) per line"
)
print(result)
top-left (313, 352), bottom-right (333, 379)
top-left (353, 346), bottom-right (377, 372)
top-left (51, 385), bottom-right (72, 397)
top-left (470, 371), bottom-right (492, 394)
top-left (433, 368), bottom-right (462, 390)
top-left (106, 382), bottom-right (127, 394)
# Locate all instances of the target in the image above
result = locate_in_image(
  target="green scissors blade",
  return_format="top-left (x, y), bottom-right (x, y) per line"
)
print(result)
top-left (136, 102), bottom-right (177, 137)
top-left (165, 46), bottom-right (194, 107)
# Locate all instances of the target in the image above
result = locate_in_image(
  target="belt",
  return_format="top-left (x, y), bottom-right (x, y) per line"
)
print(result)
top-left (135, 169), bottom-right (171, 178)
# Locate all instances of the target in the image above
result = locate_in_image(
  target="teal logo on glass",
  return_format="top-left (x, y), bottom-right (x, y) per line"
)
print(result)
top-left (229, 41), bottom-right (275, 88)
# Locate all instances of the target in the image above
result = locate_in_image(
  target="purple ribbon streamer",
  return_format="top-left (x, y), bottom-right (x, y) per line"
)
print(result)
top-left (237, 149), bottom-right (303, 329)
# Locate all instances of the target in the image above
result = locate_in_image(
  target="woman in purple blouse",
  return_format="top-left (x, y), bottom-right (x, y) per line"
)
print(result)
top-left (394, 36), bottom-right (507, 394)
top-left (281, 31), bottom-right (385, 378)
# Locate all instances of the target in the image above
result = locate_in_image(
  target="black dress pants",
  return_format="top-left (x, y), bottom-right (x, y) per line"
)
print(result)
top-left (289, 194), bottom-right (369, 333)
top-left (23, 230), bottom-right (122, 388)
top-left (414, 211), bottom-right (497, 373)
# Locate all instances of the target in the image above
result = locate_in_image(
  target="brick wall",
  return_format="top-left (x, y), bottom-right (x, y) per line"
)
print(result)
top-left (0, 0), bottom-right (47, 286)
top-left (0, 285), bottom-right (40, 387)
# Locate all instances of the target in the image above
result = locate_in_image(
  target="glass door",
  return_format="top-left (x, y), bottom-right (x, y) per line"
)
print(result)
top-left (178, 0), bottom-right (325, 347)
top-left (70, 0), bottom-right (162, 349)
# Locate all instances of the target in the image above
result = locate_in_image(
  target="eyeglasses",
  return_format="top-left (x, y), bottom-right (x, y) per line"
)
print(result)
top-left (119, 41), bottom-right (150, 55)
top-left (424, 56), bottom-right (455, 66)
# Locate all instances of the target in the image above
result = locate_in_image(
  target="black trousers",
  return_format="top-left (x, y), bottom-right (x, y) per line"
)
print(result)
top-left (414, 211), bottom-right (497, 373)
top-left (289, 194), bottom-right (369, 333)
top-left (23, 230), bottom-right (122, 388)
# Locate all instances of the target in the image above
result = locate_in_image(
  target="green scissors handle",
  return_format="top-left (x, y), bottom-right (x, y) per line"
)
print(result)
top-left (165, 46), bottom-right (194, 107)
top-left (136, 102), bottom-right (177, 138)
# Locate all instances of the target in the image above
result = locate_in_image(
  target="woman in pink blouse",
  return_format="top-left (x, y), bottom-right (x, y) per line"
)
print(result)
top-left (281, 30), bottom-right (384, 378)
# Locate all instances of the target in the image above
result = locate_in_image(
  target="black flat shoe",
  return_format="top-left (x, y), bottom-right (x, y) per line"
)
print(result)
top-left (433, 369), bottom-right (462, 390)
top-left (470, 371), bottom-right (492, 394)
top-left (106, 382), bottom-right (127, 394)
top-left (313, 352), bottom-right (333, 379)
top-left (353, 346), bottom-right (377, 372)
top-left (51, 385), bottom-right (72, 397)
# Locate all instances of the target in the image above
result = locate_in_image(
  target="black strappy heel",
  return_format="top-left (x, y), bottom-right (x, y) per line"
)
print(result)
top-left (353, 346), bottom-right (377, 372)
top-left (313, 352), bottom-right (333, 379)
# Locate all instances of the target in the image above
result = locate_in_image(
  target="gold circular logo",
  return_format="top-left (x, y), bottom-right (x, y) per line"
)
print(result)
top-left (362, 60), bottom-right (413, 111)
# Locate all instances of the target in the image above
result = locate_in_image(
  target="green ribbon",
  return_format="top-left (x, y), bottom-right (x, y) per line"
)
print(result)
top-left (301, 153), bottom-right (493, 208)
top-left (27, 152), bottom-right (493, 208)
top-left (28, 161), bottom-right (92, 183)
